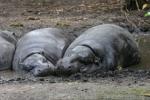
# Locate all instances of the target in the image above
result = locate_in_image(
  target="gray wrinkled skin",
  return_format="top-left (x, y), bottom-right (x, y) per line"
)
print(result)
top-left (57, 24), bottom-right (140, 75)
top-left (13, 28), bottom-right (69, 76)
top-left (0, 30), bottom-right (17, 70)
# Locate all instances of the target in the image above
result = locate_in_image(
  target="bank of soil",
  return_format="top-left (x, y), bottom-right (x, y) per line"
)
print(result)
top-left (0, 0), bottom-right (150, 99)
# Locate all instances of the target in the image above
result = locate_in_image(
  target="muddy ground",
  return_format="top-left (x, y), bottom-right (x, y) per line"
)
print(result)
top-left (0, 0), bottom-right (150, 100)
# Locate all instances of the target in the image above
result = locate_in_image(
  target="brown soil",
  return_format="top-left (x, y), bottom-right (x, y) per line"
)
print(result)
top-left (0, 0), bottom-right (150, 99)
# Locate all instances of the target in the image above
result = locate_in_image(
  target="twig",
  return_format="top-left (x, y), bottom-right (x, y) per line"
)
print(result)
top-left (124, 12), bottom-right (137, 28)
top-left (135, 0), bottom-right (140, 11)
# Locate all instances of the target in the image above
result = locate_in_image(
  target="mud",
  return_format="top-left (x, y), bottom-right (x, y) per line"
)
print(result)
top-left (0, 0), bottom-right (150, 99)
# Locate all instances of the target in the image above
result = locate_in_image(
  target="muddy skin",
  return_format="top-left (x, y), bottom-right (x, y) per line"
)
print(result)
top-left (0, 30), bottom-right (17, 70)
top-left (57, 45), bottom-right (98, 75)
top-left (21, 54), bottom-right (56, 76)
top-left (57, 24), bottom-right (141, 75)
top-left (13, 28), bottom-right (70, 77)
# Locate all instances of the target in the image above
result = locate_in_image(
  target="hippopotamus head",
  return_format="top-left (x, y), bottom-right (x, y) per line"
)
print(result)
top-left (56, 45), bottom-right (97, 75)
top-left (21, 53), bottom-right (56, 76)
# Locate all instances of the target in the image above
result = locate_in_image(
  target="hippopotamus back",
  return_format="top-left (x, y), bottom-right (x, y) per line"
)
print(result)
top-left (64, 24), bottom-right (138, 58)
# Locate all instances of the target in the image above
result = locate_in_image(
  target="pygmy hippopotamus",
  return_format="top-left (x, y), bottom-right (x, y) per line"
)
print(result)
top-left (13, 28), bottom-right (70, 76)
top-left (57, 24), bottom-right (140, 75)
top-left (0, 30), bottom-right (17, 70)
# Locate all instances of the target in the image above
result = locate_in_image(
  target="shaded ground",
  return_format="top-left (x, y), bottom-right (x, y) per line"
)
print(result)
top-left (0, 69), bottom-right (150, 100)
top-left (1, 82), bottom-right (150, 100)
top-left (0, 0), bottom-right (150, 99)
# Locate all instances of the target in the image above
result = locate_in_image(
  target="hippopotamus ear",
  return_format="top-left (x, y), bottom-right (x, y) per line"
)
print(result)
top-left (0, 30), bottom-right (17, 44)
top-left (77, 52), bottom-right (99, 64)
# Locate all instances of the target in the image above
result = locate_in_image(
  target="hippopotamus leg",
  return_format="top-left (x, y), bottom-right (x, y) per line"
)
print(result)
top-left (21, 54), bottom-right (56, 76)
top-left (101, 51), bottom-right (117, 71)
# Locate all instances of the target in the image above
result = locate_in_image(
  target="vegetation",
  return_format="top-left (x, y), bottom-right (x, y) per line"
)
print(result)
top-left (123, 0), bottom-right (150, 10)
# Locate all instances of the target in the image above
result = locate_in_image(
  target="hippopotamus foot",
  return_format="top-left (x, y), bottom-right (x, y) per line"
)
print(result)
top-left (21, 53), bottom-right (56, 77)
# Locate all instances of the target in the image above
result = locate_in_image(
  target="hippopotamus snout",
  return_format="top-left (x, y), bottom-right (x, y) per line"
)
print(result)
top-left (21, 54), bottom-right (56, 76)
top-left (56, 56), bottom-right (81, 75)
top-left (31, 61), bottom-right (55, 76)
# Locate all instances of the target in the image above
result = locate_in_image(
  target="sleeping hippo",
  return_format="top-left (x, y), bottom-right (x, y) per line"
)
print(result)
top-left (13, 28), bottom-right (70, 76)
top-left (0, 30), bottom-right (17, 70)
top-left (57, 24), bottom-right (140, 75)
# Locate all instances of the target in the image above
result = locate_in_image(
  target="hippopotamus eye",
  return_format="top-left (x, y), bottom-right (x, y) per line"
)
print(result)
top-left (42, 58), bottom-right (47, 63)
top-left (21, 64), bottom-right (35, 71)
top-left (67, 65), bottom-right (72, 71)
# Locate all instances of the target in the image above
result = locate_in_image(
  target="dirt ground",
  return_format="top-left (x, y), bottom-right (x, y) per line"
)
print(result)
top-left (0, 0), bottom-right (150, 100)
